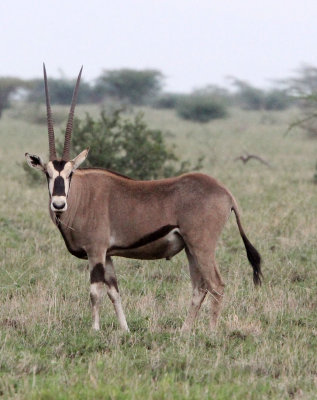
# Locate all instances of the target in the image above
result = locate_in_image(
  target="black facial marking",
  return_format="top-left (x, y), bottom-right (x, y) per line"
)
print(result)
top-left (52, 160), bottom-right (67, 172)
top-left (90, 263), bottom-right (105, 284)
top-left (110, 224), bottom-right (179, 251)
top-left (52, 176), bottom-right (66, 196)
top-left (45, 173), bottom-right (51, 195)
top-left (30, 155), bottom-right (41, 167)
top-left (68, 171), bottom-right (73, 187)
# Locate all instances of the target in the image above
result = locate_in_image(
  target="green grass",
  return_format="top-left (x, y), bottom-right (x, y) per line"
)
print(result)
top-left (0, 104), bottom-right (317, 399)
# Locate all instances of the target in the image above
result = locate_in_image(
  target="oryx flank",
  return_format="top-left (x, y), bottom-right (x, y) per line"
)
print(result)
top-left (25, 65), bottom-right (262, 333)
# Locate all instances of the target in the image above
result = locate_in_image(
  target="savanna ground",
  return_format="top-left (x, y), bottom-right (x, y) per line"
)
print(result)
top-left (0, 103), bottom-right (317, 399)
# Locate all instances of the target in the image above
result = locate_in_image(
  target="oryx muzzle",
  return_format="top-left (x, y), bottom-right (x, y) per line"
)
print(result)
top-left (25, 65), bottom-right (262, 333)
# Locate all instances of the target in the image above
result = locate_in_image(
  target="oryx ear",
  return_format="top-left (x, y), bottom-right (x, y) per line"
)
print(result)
top-left (71, 148), bottom-right (89, 170)
top-left (25, 153), bottom-right (46, 171)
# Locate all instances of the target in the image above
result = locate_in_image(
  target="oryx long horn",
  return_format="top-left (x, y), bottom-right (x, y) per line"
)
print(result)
top-left (43, 63), bottom-right (57, 161)
top-left (62, 66), bottom-right (83, 161)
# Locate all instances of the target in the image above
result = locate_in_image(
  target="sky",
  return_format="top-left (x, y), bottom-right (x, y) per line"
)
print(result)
top-left (1, 0), bottom-right (317, 93)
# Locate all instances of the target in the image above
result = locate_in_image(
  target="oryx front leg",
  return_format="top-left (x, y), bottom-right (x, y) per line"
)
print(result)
top-left (89, 261), bottom-right (106, 331)
top-left (105, 257), bottom-right (129, 332)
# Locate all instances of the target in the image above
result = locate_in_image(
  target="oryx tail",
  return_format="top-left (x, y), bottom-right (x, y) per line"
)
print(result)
top-left (232, 203), bottom-right (262, 286)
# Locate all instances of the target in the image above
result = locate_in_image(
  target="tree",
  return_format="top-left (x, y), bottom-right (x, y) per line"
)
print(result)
top-left (264, 89), bottom-right (291, 111)
top-left (285, 64), bottom-right (317, 96)
top-left (284, 64), bottom-right (317, 182)
top-left (285, 64), bottom-right (317, 138)
top-left (95, 69), bottom-right (164, 104)
top-left (230, 78), bottom-right (265, 110)
top-left (0, 78), bottom-right (27, 117)
top-left (27, 78), bottom-right (93, 104)
top-left (230, 78), bottom-right (291, 111)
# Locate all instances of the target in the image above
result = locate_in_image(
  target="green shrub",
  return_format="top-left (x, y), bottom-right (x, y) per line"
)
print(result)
top-left (54, 109), bottom-right (203, 180)
top-left (176, 95), bottom-right (227, 122)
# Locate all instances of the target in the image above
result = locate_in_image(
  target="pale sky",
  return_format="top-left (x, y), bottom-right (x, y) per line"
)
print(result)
top-left (1, 0), bottom-right (317, 92)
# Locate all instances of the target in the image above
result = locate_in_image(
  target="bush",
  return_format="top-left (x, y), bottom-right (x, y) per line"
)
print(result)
top-left (176, 95), bottom-right (227, 122)
top-left (54, 109), bottom-right (203, 180)
top-left (152, 93), bottom-right (184, 109)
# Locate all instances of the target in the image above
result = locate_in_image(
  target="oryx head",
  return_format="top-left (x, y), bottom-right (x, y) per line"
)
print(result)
top-left (25, 65), bottom-right (89, 213)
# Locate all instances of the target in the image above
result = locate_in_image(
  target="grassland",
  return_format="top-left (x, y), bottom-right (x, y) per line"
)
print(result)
top-left (0, 103), bottom-right (317, 399)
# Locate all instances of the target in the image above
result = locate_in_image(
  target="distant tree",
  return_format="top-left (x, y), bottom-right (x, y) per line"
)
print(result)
top-left (285, 64), bottom-right (317, 96)
top-left (284, 64), bottom-right (317, 182)
top-left (27, 78), bottom-right (93, 104)
top-left (264, 89), bottom-right (291, 111)
top-left (95, 69), bottom-right (164, 105)
top-left (230, 78), bottom-right (291, 111)
top-left (230, 78), bottom-right (265, 110)
top-left (0, 78), bottom-right (27, 117)
top-left (285, 64), bottom-right (317, 137)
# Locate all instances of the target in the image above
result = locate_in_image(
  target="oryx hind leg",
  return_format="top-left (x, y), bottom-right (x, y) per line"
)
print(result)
top-left (181, 248), bottom-right (207, 332)
top-left (192, 247), bottom-right (225, 331)
top-left (183, 244), bottom-right (225, 331)
top-left (104, 256), bottom-right (129, 332)
top-left (180, 212), bottom-right (227, 332)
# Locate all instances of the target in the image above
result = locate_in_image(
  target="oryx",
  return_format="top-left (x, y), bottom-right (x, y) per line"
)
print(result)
top-left (25, 65), bottom-right (262, 333)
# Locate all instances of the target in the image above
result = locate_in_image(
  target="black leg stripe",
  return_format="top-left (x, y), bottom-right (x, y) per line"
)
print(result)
top-left (105, 276), bottom-right (119, 292)
top-left (90, 263), bottom-right (119, 292)
top-left (90, 263), bottom-right (105, 284)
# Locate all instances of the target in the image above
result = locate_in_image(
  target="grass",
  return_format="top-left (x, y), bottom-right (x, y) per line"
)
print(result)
top-left (0, 104), bottom-right (317, 399)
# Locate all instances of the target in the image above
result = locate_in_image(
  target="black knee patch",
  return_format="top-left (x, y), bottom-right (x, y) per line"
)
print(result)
top-left (90, 263), bottom-right (105, 284)
top-left (105, 276), bottom-right (119, 292)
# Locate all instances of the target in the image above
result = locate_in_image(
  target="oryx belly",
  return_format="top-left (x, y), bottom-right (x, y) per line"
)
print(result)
top-left (108, 228), bottom-right (185, 260)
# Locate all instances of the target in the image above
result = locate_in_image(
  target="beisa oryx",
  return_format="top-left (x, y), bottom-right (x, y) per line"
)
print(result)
top-left (25, 65), bottom-right (262, 333)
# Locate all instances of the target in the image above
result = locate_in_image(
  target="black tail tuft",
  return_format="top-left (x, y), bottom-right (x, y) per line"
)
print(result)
top-left (241, 233), bottom-right (262, 286)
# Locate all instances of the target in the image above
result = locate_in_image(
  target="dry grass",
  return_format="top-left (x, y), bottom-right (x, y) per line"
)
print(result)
top-left (0, 105), bottom-right (317, 399)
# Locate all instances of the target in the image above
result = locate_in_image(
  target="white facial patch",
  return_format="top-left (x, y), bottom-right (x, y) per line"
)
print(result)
top-left (46, 161), bottom-right (73, 212)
